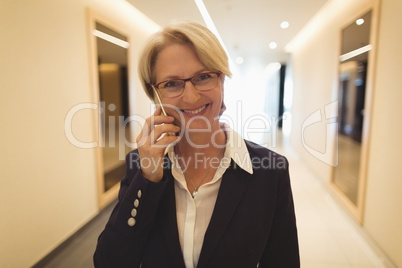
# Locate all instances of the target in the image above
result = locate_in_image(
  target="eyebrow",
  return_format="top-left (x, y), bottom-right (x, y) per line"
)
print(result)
top-left (159, 68), bottom-right (209, 81)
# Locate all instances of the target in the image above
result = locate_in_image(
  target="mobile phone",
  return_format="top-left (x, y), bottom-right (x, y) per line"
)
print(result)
top-left (153, 86), bottom-right (176, 136)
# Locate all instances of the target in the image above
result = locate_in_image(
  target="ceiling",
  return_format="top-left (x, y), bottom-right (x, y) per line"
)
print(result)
top-left (126, 0), bottom-right (329, 69)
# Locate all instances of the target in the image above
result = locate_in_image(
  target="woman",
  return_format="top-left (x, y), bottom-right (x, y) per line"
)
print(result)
top-left (94, 22), bottom-right (299, 268)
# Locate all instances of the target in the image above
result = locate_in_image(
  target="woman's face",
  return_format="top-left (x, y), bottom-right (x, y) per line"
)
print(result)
top-left (154, 43), bottom-right (224, 133)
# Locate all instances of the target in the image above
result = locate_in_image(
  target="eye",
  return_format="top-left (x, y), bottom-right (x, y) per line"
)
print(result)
top-left (193, 73), bottom-right (213, 83)
top-left (161, 80), bottom-right (183, 89)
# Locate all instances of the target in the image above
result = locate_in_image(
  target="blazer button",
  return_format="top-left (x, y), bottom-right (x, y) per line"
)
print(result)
top-left (131, 208), bottom-right (137, 217)
top-left (134, 199), bottom-right (140, 208)
top-left (127, 217), bottom-right (136, 227)
top-left (137, 190), bottom-right (142, 198)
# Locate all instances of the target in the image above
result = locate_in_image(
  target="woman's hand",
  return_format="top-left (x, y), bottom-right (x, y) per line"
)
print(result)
top-left (136, 107), bottom-right (180, 182)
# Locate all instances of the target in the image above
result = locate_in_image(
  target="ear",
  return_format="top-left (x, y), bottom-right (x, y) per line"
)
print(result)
top-left (219, 83), bottom-right (226, 116)
top-left (219, 101), bottom-right (226, 116)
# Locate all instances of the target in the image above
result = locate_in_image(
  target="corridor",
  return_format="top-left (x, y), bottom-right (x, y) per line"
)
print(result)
top-left (38, 141), bottom-right (392, 268)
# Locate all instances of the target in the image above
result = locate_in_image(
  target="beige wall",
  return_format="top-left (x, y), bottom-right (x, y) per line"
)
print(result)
top-left (287, 0), bottom-right (402, 266)
top-left (364, 0), bottom-right (402, 266)
top-left (0, 0), bottom-right (157, 267)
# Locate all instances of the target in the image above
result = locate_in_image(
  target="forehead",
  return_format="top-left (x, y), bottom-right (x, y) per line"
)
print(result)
top-left (154, 44), bottom-right (206, 81)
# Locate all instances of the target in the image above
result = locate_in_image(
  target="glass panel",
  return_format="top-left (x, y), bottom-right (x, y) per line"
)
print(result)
top-left (333, 11), bottom-right (371, 205)
top-left (95, 23), bottom-right (131, 192)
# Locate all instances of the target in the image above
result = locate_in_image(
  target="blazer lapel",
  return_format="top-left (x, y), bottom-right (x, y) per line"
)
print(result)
top-left (197, 164), bottom-right (251, 268)
top-left (159, 170), bottom-right (186, 268)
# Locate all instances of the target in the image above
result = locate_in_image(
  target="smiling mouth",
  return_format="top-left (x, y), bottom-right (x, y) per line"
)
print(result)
top-left (181, 104), bottom-right (209, 114)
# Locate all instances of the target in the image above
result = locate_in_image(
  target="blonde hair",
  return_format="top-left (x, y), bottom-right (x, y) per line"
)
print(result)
top-left (138, 21), bottom-right (231, 100)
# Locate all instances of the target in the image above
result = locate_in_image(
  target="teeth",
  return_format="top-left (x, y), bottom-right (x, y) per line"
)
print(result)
top-left (182, 105), bottom-right (207, 114)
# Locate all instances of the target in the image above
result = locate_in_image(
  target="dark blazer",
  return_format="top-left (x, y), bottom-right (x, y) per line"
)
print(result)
top-left (94, 140), bottom-right (300, 267)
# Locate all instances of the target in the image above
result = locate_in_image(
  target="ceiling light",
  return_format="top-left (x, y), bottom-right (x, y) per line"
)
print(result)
top-left (269, 42), bottom-right (277, 49)
top-left (356, 18), bottom-right (365, 25)
top-left (194, 0), bottom-right (227, 52)
top-left (281, 21), bottom-right (289, 29)
top-left (236, 57), bottom-right (244, 64)
top-left (93, 30), bottom-right (129, 48)
top-left (264, 62), bottom-right (281, 73)
top-left (340, 44), bottom-right (372, 62)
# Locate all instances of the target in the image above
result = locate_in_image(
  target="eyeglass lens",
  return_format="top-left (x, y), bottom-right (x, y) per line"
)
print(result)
top-left (157, 72), bottom-right (219, 97)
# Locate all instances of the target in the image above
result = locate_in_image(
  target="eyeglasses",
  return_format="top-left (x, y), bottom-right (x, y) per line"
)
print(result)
top-left (152, 71), bottom-right (222, 98)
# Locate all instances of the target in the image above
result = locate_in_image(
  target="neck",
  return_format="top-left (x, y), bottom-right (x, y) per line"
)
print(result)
top-left (176, 127), bottom-right (226, 156)
top-left (175, 126), bottom-right (226, 196)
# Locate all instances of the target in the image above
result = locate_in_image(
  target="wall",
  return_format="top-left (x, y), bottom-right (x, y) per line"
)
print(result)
top-left (287, 0), bottom-right (402, 266)
top-left (364, 0), bottom-right (402, 266)
top-left (286, 0), bottom-right (369, 181)
top-left (0, 0), bottom-right (158, 267)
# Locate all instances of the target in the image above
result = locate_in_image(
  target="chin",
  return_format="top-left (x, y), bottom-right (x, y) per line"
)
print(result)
top-left (184, 118), bottom-right (211, 130)
top-left (184, 115), bottom-right (223, 133)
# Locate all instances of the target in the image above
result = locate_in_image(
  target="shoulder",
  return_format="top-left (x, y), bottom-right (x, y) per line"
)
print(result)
top-left (244, 139), bottom-right (289, 171)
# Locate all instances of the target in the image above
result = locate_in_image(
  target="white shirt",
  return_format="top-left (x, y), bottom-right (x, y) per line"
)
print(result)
top-left (166, 125), bottom-right (253, 268)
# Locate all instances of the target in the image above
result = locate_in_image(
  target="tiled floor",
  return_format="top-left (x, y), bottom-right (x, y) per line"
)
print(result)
top-left (38, 141), bottom-right (396, 268)
top-left (278, 144), bottom-right (394, 268)
top-left (36, 200), bottom-right (117, 268)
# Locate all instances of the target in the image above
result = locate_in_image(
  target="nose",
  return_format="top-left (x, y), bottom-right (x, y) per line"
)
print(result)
top-left (181, 80), bottom-right (201, 103)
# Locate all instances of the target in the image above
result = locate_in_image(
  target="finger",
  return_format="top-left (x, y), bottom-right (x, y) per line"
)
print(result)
top-left (139, 110), bottom-right (174, 137)
top-left (137, 120), bottom-right (179, 147)
top-left (153, 114), bottom-right (176, 126)
top-left (144, 108), bottom-right (161, 134)
top-left (152, 132), bottom-right (181, 148)
top-left (149, 108), bottom-right (175, 131)
top-left (151, 123), bottom-right (180, 142)
top-left (148, 124), bottom-right (180, 145)
top-left (138, 129), bottom-right (179, 157)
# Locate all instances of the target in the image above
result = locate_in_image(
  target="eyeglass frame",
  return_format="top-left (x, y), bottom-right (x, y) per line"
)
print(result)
top-left (152, 71), bottom-right (222, 98)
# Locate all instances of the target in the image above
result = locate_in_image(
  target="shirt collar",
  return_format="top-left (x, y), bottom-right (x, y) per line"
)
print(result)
top-left (165, 124), bottom-right (253, 175)
top-left (222, 124), bottom-right (253, 174)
